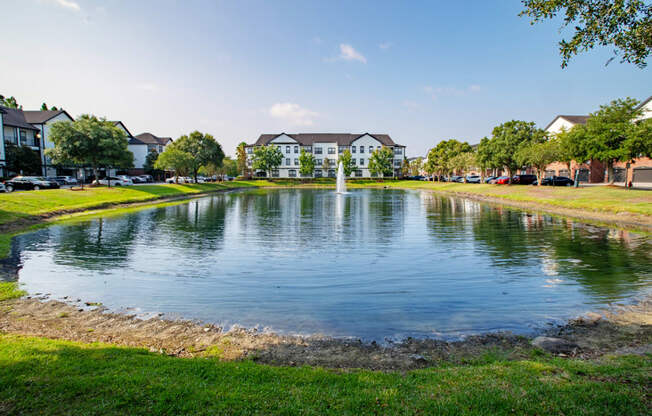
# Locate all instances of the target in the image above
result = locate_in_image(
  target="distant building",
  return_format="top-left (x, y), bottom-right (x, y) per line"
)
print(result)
top-left (245, 133), bottom-right (406, 178)
top-left (128, 132), bottom-right (173, 174)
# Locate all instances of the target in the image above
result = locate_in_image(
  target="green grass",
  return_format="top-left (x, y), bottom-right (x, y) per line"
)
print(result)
top-left (0, 182), bottom-right (258, 227)
top-left (0, 282), bottom-right (26, 301)
top-left (0, 335), bottom-right (648, 415)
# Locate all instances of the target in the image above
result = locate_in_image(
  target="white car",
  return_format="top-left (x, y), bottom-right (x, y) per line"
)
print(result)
top-left (166, 176), bottom-right (191, 184)
top-left (95, 176), bottom-right (133, 186)
top-left (55, 176), bottom-right (78, 185)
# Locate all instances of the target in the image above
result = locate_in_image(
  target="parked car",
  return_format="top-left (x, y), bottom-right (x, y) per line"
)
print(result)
top-left (55, 176), bottom-right (78, 185)
top-left (484, 176), bottom-right (497, 184)
top-left (166, 176), bottom-right (192, 184)
top-left (465, 175), bottom-right (481, 183)
top-left (0, 183), bottom-right (5, 192)
top-left (540, 176), bottom-right (574, 186)
top-left (449, 175), bottom-right (464, 183)
top-left (494, 176), bottom-right (511, 185)
top-left (46, 177), bottom-right (68, 186)
top-left (407, 175), bottom-right (425, 181)
top-left (511, 174), bottom-right (538, 185)
top-left (139, 175), bottom-right (154, 183)
top-left (130, 176), bottom-right (147, 184)
top-left (94, 176), bottom-right (133, 186)
top-left (4, 176), bottom-right (60, 192)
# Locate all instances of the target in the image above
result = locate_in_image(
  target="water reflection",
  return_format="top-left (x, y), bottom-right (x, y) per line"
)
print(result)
top-left (3, 189), bottom-right (650, 340)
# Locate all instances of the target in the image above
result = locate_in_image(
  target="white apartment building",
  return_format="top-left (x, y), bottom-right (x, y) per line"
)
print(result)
top-left (246, 133), bottom-right (406, 178)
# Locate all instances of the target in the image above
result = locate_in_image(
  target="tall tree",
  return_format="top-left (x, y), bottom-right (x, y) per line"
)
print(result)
top-left (515, 139), bottom-right (562, 186)
top-left (5, 144), bottom-right (42, 175)
top-left (425, 139), bottom-right (473, 178)
top-left (449, 151), bottom-right (477, 181)
top-left (520, 0), bottom-right (652, 68)
top-left (236, 141), bottom-right (248, 177)
top-left (337, 149), bottom-right (354, 176)
top-left (476, 137), bottom-right (498, 182)
top-left (154, 148), bottom-right (194, 182)
top-left (490, 120), bottom-right (546, 183)
top-left (409, 157), bottom-right (423, 176)
top-left (573, 98), bottom-right (645, 183)
top-left (0, 95), bottom-right (21, 109)
top-left (46, 114), bottom-right (134, 182)
top-left (170, 131), bottom-right (225, 183)
top-left (401, 157), bottom-right (410, 177)
top-left (321, 157), bottom-right (330, 175)
top-left (368, 146), bottom-right (394, 177)
top-left (298, 149), bottom-right (316, 177)
top-left (251, 145), bottom-right (283, 178)
top-left (555, 127), bottom-right (585, 174)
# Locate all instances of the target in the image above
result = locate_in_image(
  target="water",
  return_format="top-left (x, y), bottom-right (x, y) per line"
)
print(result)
top-left (336, 161), bottom-right (347, 193)
top-left (3, 188), bottom-right (651, 341)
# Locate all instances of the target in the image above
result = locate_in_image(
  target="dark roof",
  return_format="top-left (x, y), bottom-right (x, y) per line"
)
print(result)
top-left (23, 109), bottom-right (73, 124)
top-left (0, 106), bottom-right (40, 131)
top-left (253, 133), bottom-right (396, 147)
top-left (544, 115), bottom-right (589, 131)
top-left (110, 121), bottom-right (134, 138)
top-left (131, 132), bottom-right (173, 146)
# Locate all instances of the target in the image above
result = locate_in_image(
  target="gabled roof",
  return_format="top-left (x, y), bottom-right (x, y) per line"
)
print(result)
top-left (544, 115), bottom-right (589, 131)
top-left (131, 132), bottom-right (173, 146)
top-left (636, 95), bottom-right (652, 110)
top-left (110, 121), bottom-right (134, 138)
top-left (253, 133), bottom-right (396, 147)
top-left (23, 109), bottom-right (73, 124)
top-left (0, 106), bottom-right (40, 131)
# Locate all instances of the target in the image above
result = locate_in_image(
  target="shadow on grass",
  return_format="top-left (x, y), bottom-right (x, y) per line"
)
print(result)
top-left (0, 335), bottom-right (648, 415)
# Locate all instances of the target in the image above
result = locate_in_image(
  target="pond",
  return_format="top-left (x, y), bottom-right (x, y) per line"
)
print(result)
top-left (3, 188), bottom-right (651, 341)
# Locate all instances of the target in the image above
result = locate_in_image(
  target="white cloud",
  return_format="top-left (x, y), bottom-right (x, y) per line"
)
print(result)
top-left (379, 42), bottom-right (394, 50)
top-left (136, 83), bottom-right (159, 93)
top-left (338, 44), bottom-right (367, 63)
top-left (47, 0), bottom-right (81, 11)
top-left (268, 102), bottom-right (319, 126)
top-left (423, 85), bottom-right (482, 100)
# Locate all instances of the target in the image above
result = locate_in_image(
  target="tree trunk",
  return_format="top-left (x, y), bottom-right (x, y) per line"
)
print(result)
top-left (507, 167), bottom-right (513, 184)
top-left (537, 167), bottom-right (543, 186)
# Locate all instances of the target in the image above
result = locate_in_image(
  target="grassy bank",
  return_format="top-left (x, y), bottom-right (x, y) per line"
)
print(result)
top-left (0, 334), bottom-right (648, 415)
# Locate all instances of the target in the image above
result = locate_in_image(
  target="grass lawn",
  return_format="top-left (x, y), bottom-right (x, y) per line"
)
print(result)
top-left (0, 334), bottom-right (648, 415)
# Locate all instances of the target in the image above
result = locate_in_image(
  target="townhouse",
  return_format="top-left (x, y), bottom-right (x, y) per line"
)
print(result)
top-left (127, 132), bottom-right (173, 175)
top-left (245, 133), bottom-right (406, 178)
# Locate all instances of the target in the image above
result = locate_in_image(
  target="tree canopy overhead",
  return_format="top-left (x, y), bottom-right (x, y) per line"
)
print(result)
top-left (520, 0), bottom-right (652, 68)
top-left (165, 131), bottom-right (225, 182)
top-left (489, 120), bottom-right (546, 181)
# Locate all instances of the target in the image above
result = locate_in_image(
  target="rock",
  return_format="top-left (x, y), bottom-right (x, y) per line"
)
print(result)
top-left (409, 354), bottom-right (428, 364)
top-left (532, 337), bottom-right (579, 355)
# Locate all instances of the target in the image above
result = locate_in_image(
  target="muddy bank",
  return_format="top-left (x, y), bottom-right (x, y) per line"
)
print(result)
top-left (1, 295), bottom-right (649, 370)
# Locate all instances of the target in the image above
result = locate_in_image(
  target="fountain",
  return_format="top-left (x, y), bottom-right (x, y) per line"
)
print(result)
top-left (336, 161), bottom-right (347, 193)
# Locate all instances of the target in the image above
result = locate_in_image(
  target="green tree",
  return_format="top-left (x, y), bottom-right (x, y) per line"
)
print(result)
top-left (337, 149), bottom-right (354, 176)
top-left (143, 150), bottom-right (163, 177)
top-left (251, 145), bottom-right (283, 178)
top-left (0, 95), bottom-right (21, 109)
top-left (400, 157), bottom-right (410, 177)
top-left (298, 149), bottom-right (316, 177)
top-left (476, 137), bottom-right (498, 182)
top-left (449, 151), bottom-right (477, 181)
top-left (490, 121), bottom-right (546, 183)
top-left (169, 131), bottom-right (225, 183)
top-left (554, 127), bottom-right (585, 174)
top-left (573, 98), bottom-right (644, 183)
top-left (46, 114), bottom-right (133, 182)
top-left (409, 157), bottom-right (423, 176)
top-left (236, 142), bottom-right (248, 177)
top-left (154, 148), bottom-right (194, 182)
top-left (40, 103), bottom-right (60, 111)
top-left (368, 146), bottom-right (394, 177)
top-left (425, 139), bottom-right (473, 179)
top-left (204, 156), bottom-right (237, 180)
top-left (5, 144), bottom-right (42, 175)
top-left (520, 0), bottom-right (652, 68)
top-left (321, 157), bottom-right (330, 174)
top-left (625, 118), bottom-right (652, 159)
top-left (515, 139), bottom-right (562, 186)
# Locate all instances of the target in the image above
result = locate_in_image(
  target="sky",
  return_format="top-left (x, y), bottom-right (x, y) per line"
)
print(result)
top-left (1, 0), bottom-right (650, 157)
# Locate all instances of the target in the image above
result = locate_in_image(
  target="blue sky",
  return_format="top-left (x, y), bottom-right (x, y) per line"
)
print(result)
top-left (1, 0), bottom-right (650, 156)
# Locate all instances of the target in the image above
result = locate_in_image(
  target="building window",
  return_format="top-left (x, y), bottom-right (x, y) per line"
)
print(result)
top-left (355, 170), bottom-right (363, 177)
top-left (394, 160), bottom-right (401, 167)
top-left (272, 170), bottom-right (280, 178)
top-left (305, 146), bottom-right (312, 153)
top-left (246, 147), bottom-right (252, 154)
top-left (394, 148), bottom-right (402, 155)
top-left (328, 169), bottom-right (336, 178)
top-left (286, 146), bottom-right (290, 153)
top-left (289, 169), bottom-right (297, 177)
top-left (314, 170), bottom-right (322, 178)
top-left (338, 146), bottom-right (345, 153)
top-left (285, 158), bottom-right (291, 166)
top-left (360, 159), bottom-right (364, 165)
top-left (294, 158), bottom-right (299, 166)
top-left (352, 159), bottom-right (357, 165)
top-left (294, 146), bottom-right (298, 153)
top-left (314, 147), bottom-right (322, 154)
top-left (352, 146), bottom-right (356, 153)
top-left (19, 130), bottom-right (27, 146)
top-left (359, 146), bottom-right (364, 154)
top-left (328, 147), bottom-right (335, 154)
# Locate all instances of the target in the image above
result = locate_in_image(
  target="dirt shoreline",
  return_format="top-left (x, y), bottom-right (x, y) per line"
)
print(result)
top-left (1, 294), bottom-right (649, 370)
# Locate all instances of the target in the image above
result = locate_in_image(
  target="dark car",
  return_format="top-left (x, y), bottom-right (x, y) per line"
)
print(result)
top-left (450, 175), bottom-right (464, 183)
top-left (4, 176), bottom-right (60, 192)
top-left (511, 174), bottom-right (537, 185)
top-left (484, 176), bottom-right (497, 183)
top-left (540, 176), bottom-right (574, 186)
top-left (46, 177), bottom-right (67, 186)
